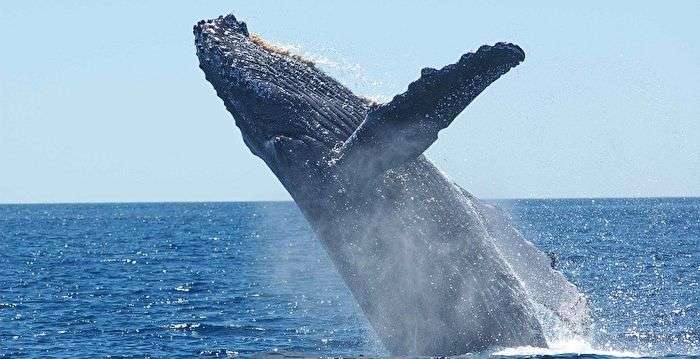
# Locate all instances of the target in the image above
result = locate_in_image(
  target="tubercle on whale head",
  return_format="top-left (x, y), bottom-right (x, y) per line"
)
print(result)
top-left (194, 14), bottom-right (249, 38)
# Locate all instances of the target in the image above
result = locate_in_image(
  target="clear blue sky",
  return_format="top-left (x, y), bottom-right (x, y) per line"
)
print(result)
top-left (1, 1), bottom-right (698, 203)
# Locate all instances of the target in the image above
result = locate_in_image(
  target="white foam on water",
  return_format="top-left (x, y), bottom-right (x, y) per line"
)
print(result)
top-left (493, 338), bottom-right (643, 357)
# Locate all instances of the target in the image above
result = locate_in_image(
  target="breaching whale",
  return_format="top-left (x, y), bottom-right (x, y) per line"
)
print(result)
top-left (194, 14), bottom-right (589, 356)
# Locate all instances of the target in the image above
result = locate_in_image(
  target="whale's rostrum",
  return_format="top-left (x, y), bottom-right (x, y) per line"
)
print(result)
top-left (194, 14), bottom-right (590, 356)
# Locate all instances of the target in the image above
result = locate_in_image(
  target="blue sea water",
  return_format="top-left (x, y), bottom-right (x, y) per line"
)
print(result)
top-left (0, 198), bottom-right (697, 358)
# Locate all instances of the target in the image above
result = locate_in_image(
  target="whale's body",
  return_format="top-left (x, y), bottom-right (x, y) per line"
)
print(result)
top-left (195, 14), bottom-right (589, 356)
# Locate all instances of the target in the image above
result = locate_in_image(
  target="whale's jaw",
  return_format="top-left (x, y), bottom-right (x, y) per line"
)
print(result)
top-left (195, 13), bottom-right (588, 356)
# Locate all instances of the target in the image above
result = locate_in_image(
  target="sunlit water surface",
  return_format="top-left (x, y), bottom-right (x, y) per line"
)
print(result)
top-left (1, 198), bottom-right (697, 358)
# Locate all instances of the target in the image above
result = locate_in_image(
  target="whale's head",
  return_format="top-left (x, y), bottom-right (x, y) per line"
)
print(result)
top-left (194, 15), bottom-right (370, 177)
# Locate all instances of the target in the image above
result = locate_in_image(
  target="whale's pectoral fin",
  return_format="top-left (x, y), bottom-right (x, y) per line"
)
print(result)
top-left (334, 43), bottom-right (524, 180)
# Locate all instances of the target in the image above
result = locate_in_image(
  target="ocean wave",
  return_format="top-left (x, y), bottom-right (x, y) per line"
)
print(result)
top-left (165, 322), bottom-right (266, 335)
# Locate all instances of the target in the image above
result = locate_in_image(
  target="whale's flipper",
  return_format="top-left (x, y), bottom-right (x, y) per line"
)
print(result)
top-left (335, 43), bottom-right (524, 180)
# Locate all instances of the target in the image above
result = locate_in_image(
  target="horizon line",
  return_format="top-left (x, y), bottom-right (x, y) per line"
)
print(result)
top-left (1, 195), bottom-right (698, 206)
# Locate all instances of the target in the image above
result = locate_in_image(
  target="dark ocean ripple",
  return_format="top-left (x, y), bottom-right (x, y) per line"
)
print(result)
top-left (0, 198), bottom-right (697, 358)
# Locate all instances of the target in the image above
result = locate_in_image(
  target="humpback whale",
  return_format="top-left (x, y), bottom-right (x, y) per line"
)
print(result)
top-left (194, 14), bottom-right (589, 356)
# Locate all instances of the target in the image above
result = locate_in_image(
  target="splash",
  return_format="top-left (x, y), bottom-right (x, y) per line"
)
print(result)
top-left (494, 338), bottom-right (643, 357)
top-left (247, 34), bottom-right (387, 103)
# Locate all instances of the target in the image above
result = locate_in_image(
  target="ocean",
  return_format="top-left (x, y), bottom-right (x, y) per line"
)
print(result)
top-left (1, 198), bottom-right (697, 358)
